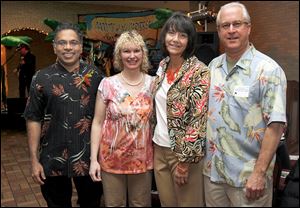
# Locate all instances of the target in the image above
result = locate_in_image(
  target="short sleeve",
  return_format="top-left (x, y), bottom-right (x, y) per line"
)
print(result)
top-left (262, 65), bottom-right (287, 125)
top-left (98, 77), bottom-right (109, 104)
top-left (23, 71), bottom-right (46, 121)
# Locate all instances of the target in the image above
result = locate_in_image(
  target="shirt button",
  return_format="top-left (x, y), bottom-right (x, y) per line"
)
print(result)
top-left (69, 112), bottom-right (72, 115)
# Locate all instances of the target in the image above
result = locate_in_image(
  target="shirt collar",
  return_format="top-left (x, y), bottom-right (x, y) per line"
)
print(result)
top-left (216, 43), bottom-right (256, 71)
top-left (55, 60), bottom-right (81, 74)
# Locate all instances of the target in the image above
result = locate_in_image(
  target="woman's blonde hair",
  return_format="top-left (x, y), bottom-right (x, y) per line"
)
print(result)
top-left (113, 30), bottom-right (150, 73)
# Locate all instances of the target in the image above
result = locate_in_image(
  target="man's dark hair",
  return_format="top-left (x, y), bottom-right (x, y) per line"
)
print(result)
top-left (159, 12), bottom-right (197, 59)
top-left (17, 44), bottom-right (30, 51)
top-left (53, 22), bottom-right (83, 43)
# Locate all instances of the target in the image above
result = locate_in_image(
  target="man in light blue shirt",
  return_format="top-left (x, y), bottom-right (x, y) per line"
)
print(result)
top-left (203, 2), bottom-right (287, 207)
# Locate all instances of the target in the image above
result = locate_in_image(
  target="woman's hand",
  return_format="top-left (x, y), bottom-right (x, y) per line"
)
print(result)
top-left (89, 160), bottom-right (102, 182)
top-left (174, 162), bottom-right (189, 186)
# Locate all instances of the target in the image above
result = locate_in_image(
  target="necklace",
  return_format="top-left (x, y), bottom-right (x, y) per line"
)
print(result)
top-left (121, 72), bottom-right (144, 86)
top-left (166, 65), bottom-right (181, 84)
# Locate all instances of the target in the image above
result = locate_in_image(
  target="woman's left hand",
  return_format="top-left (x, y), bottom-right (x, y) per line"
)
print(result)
top-left (174, 162), bottom-right (189, 186)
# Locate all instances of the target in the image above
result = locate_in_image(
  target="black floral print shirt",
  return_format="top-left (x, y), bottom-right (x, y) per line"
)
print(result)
top-left (24, 61), bottom-right (104, 177)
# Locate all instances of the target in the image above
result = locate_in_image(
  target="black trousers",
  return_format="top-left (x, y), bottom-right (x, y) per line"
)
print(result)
top-left (40, 176), bottom-right (103, 207)
top-left (18, 75), bottom-right (32, 98)
top-left (1, 66), bottom-right (7, 106)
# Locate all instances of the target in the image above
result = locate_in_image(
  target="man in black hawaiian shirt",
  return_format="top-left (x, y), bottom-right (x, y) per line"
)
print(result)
top-left (24, 22), bottom-right (104, 207)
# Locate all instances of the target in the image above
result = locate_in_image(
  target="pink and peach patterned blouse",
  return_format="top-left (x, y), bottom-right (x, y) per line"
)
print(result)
top-left (98, 74), bottom-right (154, 174)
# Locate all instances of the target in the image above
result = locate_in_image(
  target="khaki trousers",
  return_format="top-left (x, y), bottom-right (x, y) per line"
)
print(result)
top-left (154, 144), bottom-right (204, 207)
top-left (101, 170), bottom-right (152, 207)
top-left (204, 175), bottom-right (273, 207)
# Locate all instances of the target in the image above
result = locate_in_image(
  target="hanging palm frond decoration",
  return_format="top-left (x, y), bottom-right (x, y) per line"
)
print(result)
top-left (43, 18), bottom-right (61, 42)
top-left (43, 18), bottom-right (87, 42)
top-left (1, 35), bottom-right (32, 47)
top-left (43, 18), bottom-right (60, 31)
top-left (149, 8), bottom-right (173, 29)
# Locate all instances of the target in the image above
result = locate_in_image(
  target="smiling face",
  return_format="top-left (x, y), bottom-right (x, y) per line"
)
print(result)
top-left (120, 43), bottom-right (143, 71)
top-left (217, 5), bottom-right (251, 57)
top-left (53, 29), bottom-right (82, 71)
top-left (165, 29), bottom-right (188, 57)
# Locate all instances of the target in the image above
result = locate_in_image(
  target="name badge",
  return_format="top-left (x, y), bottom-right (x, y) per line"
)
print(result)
top-left (233, 86), bottom-right (250, 97)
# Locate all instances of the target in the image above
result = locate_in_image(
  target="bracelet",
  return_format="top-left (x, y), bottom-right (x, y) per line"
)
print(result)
top-left (176, 164), bottom-right (188, 174)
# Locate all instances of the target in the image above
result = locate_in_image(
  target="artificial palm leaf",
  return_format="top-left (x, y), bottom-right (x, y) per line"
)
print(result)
top-left (43, 18), bottom-right (61, 42)
top-left (154, 8), bottom-right (173, 20)
top-left (43, 18), bottom-right (61, 31)
top-left (17, 36), bottom-right (33, 43)
top-left (43, 18), bottom-right (86, 42)
top-left (149, 19), bottom-right (166, 29)
top-left (149, 8), bottom-right (173, 29)
top-left (1, 36), bottom-right (32, 47)
top-left (44, 31), bottom-right (55, 42)
top-left (78, 22), bottom-right (87, 32)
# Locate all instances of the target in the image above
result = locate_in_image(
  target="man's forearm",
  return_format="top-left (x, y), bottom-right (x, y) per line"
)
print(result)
top-left (26, 120), bottom-right (42, 161)
top-left (253, 122), bottom-right (284, 175)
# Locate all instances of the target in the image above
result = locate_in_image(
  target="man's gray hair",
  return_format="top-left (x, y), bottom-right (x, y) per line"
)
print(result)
top-left (216, 2), bottom-right (251, 26)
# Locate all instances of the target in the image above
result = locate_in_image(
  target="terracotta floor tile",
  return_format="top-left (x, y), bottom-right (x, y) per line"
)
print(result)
top-left (17, 201), bottom-right (41, 207)
top-left (24, 194), bottom-right (36, 201)
top-left (1, 129), bottom-right (82, 207)
top-left (14, 195), bottom-right (26, 203)
top-left (1, 200), bottom-right (17, 207)
top-left (1, 191), bottom-right (14, 202)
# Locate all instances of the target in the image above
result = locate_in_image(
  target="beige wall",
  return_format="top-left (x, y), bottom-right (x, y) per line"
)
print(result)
top-left (1, 1), bottom-right (174, 98)
top-left (1, 1), bottom-right (167, 34)
top-left (208, 1), bottom-right (299, 82)
top-left (1, 1), bottom-right (299, 98)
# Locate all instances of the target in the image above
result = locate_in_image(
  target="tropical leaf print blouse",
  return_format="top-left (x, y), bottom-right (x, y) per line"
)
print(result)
top-left (98, 74), bottom-right (154, 174)
top-left (24, 62), bottom-right (104, 177)
top-left (153, 56), bottom-right (210, 163)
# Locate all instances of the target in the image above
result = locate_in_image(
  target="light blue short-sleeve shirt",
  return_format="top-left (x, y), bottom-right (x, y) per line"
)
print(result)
top-left (203, 44), bottom-right (287, 187)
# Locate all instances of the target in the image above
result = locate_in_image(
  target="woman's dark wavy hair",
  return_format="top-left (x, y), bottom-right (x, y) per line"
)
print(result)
top-left (159, 12), bottom-right (197, 59)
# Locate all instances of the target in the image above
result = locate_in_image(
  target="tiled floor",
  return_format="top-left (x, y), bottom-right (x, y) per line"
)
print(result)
top-left (1, 127), bottom-right (298, 207)
top-left (1, 129), bottom-right (78, 207)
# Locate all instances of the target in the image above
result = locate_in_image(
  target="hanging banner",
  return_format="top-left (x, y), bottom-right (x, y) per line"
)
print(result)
top-left (79, 10), bottom-right (158, 46)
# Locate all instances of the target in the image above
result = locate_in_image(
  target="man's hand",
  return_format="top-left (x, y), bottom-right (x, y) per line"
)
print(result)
top-left (31, 159), bottom-right (46, 185)
top-left (245, 172), bottom-right (266, 200)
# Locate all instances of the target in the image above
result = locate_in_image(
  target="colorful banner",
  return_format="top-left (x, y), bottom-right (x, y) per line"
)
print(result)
top-left (79, 10), bottom-right (158, 45)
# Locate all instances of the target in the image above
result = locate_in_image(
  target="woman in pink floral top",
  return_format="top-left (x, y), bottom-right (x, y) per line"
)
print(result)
top-left (89, 30), bottom-right (154, 207)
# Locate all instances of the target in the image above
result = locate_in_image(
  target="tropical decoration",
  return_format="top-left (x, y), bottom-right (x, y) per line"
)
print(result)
top-left (43, 18), bottom-right (61, 41)
top-left (1, 35), bottom-right (32, 110)
top-left (149, 8), bottom-right (173, 29)
top-left (43, 18), bottom-right (111, 76)
top-left (43, 18), bottom-right (87, 42)
top-left (1, 35), bottom-right (32, 67)
top-left (147, 9), bottom-right (173, 75)
top-left (1, 44), bottom-right (8, 111)
top-left (1, 35), bottom-right (32, 47)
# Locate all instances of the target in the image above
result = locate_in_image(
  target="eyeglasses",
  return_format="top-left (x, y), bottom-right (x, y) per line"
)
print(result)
top-left (54, 40), bottom-right (81, 48)
top-left (218, 21), bottom-right (249, 30)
